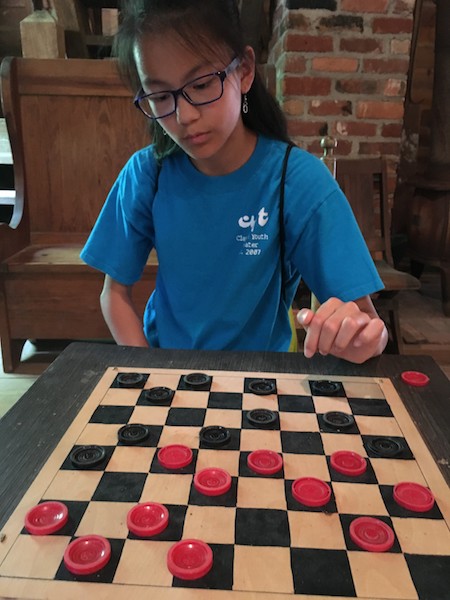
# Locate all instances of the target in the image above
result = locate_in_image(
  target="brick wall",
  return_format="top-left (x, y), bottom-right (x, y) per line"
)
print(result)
top-left (268, 0), bottom-right (415, 172)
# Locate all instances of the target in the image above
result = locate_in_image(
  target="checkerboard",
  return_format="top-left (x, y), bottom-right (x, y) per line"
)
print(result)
top-left (0, 367), bottom-right (449, 599)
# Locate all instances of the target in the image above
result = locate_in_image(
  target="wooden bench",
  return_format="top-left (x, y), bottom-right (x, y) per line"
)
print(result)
top-left (0, 57), bottom-right (156, 372)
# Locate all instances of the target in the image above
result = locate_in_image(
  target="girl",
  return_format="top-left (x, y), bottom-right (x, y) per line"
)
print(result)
top-left (81, 0), bottom-right (388, 364)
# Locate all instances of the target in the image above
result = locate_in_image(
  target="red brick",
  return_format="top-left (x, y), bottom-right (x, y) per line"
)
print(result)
top-left (287, 13), bottom-right (310, 30)
top-left (340, 38), bottom-right (383, 54)
top-left (287, 121), bottom-right (328, 137)
top-left (334, 121), bottom-right (378, 137)
top-left (382, 123), bottom-right (403, 137)
top-left (336, 79), bottom-right (379, 95)
top-left (309, 100), bottom-right (353, 116)
top-left (282, 54), bottom-right (307, 74)
top-left (359, 141), bottom-right (401, 155)
top-left (363, 58), bottom-right (409, 75)
top-left (372, 17), bottom-right (413, 34)
top-left (341, 0), bottom-right (388, 12)
top-left (312, 57), bottom-right (359, 73)
top-left (283, 76), bottom-right (331, 96)
top-left (285, 34), bottom-right (333, 53)
top-left (383, 78), bottom-right (406, 97)
top-left (393, 0), bottom-right (415, 15)
top-left (356, 100), bottom-right (404, 119)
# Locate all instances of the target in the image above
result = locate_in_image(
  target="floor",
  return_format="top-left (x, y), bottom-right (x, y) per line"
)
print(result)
top-left (1, 266), bottom-right (449, 420)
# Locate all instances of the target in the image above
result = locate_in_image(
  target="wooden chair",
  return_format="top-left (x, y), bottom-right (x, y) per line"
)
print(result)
top-left (335, 157), bottom-right (421, 353)
top-left (0, 57), bottom-right (155, 372)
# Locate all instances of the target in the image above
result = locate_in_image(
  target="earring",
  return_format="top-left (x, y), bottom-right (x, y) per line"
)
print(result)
top-left (242, 94), bottom-right (249, 114)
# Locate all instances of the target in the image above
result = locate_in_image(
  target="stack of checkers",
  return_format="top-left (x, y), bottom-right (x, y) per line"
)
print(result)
top-left (0, 368), bottom-right (449, 600)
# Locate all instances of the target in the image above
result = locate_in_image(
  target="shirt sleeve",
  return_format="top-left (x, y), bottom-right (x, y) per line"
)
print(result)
top-left (80, 146), bottom-right (158, 286)
top-left (284, 149), bottom-right (384, 303)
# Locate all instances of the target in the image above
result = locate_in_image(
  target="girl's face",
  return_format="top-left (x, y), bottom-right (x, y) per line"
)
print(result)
top-left (134, 32), bottom-right (256, 175)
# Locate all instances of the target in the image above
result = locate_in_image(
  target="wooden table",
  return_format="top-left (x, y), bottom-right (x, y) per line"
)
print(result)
top-left (1, 341), bottom-right (449, 531)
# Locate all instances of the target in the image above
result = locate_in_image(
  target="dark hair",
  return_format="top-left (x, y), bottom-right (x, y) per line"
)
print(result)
top-left (114, 0), bottom-right (290, 159)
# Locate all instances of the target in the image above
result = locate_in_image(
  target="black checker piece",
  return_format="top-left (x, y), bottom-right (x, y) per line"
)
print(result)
top-left (245, 408), bottom-right (279, 429)
top-left (309, 380), bottom-right (345, 397)
top-left (200, 428), bottom-right (241, 451)
top-left (112, 372), bottom-right (148, 389)
top-left (140, 387), bottom-right (175, 404)
top-left (117, 424), bottom-right (150, 445)
top-left (179, 373), bottom-right (212, 390)
top-left (245, 378), bottom-right (277, 395)
top-left (69, 445), bottom-right (107, 469)
top-left (363, 435), bottom-right (413, 459)
top-left (200, 425), bottom-right (231, 448)
top-left (319, 411), bottom-right (358, 434)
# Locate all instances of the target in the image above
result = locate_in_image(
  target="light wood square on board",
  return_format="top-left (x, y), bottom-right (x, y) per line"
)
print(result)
top-left (75, 501), bottom-right (133, 538)
top-left (42, 470), bottom-right (103, 501)
top-left (210, 375), bottom-right (246, 393)
top-left (105, 446), bottom-right (155, 473)
top-left (279, 411), bottom-right (319, 432)
top-left (144, 372), bottom-right (180, 390)
top-left (182, 506), bottom-right (236, 544)
top-left (332, 482), bottom-right (388, 516)
top-left (355, 415), bottom-right (402, 437)
top-left (141, 473), bottom-right (192, 505)
top-left (313, 396), bottom-right (352, 414)
top-left (288, 511), bottom-right (346, 549)
top-left (242, 393), bottom-right (279, 411)
top-left (0, 535), bottom-right (70, 579)
top-left (76, 423), bottom-right (120, 446)
top-left (196, 449), bottom-right (240, 476)
top-left (348, 551), bottom-right (418, 599)
top-left (344, 381), bottom-right (385, 399)
top-left (233, 545), bottom-right (294, 594)
top-left (283, 453), bottom-right (330, 481)
top-left (371, 458), bottom-right (427, 486)
top-left (237, 477), bottom-right (287, 510)
top-left (320, 432), bottom-right (366, 456)
top-left (239, 429), bottom-right (282, 453)
top-left (129, 405), bottom-right (169, 425)
top-left (392, 517), bottom-right (450, 554)
top-left (203, 408), bottom-right (242, 429)
top-left (113, 539), bottom-right (173, 586)
top-left (100, 388), bottom-right (141, 406)
top-left (276, 377), bottom-right (311, 395)
top-left (172, 390), bottom-right (209, 408)
top-left (158, 425), bottom-right (200, 449)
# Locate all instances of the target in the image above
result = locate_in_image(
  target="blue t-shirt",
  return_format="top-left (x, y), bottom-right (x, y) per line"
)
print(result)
top-left (81, 135), bottom-right (383, 351)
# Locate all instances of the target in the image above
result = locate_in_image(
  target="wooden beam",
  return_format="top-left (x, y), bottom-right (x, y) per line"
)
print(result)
top-left (20, 9), bottom-right (65, 58)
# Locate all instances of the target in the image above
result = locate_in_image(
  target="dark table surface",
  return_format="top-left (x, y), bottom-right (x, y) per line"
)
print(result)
top-left (1, 342), bottom-right (449, 530)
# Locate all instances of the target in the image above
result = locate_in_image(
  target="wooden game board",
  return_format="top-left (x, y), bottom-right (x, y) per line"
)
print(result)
top-left (0, 367), bottom-right (449, 600)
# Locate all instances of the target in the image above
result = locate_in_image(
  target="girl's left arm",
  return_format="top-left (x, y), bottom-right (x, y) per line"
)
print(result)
top-left (297, 296), bottom-right (388, 364)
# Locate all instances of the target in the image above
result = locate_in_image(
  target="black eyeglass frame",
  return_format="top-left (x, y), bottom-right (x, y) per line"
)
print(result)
top-left (134, 57), bottom-right (241, 120)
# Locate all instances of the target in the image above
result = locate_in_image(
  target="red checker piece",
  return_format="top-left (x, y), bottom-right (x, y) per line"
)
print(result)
top-left (127, 502), bottom-right (169, 537)
top-left (350, 517), bottom-right (395, 552)
top-left (24, 501), bottom-right (68, 536)
top-left (292, 477), bottom-right (331, 507)
top-left (401, 371), bottom-right (430, 387)
top-left (158, 444), bottom-right (193, 470)
top-left (394, 481), bottom-right (435, 512)
top-left (330, 450), bottom-right (367, 477)
top-left (194, 468), bottom-right (232, 496)
top-left (64, 535), bottom-right (111, 575)
top-left (167, 539), bottom-right (213, 580)
top-left (247, 449), bottom-right (283, 475)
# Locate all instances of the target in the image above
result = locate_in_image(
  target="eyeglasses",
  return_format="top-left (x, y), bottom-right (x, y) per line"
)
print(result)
top-left (134, 57), bottom-right (240, 120)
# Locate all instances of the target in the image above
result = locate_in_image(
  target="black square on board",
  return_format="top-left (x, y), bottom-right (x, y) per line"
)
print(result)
top-left (348, 397), bottom-right (393, 417)
top-left (89, 405), bottom-right (134, 424)
top-left (405, 554), bottom-right (450, 600)
top-left (380, 485), bottom-right (444, 519)
top-left (278, 394), bottom-right (315, 413)
top-left (285, 480), bottom-right (337, 513)
top-left (22, 500), bottom-right (89, 537)
top-left (128, 504), bottom-right (187, 542)
top-left (235, 508), bottom-right (290, 547)
top-left (188, 477), bottom-right (238, 507)
top-left (173, 544), bottom-right (234, 590)
top-left (55, 538), bottom-right (124, 583)
top-left (291, 548), bottom-right (356, 597)
top-left (92, 472), bottom-right (147, 502)
top-left (166, 407), bottom-right (206, 427)
top-left (281, 431), bottom-right (324, 455)
top-left (207, 392), bottom-right (243, 409)
top-left (339, 513), bottom-right (402, 553)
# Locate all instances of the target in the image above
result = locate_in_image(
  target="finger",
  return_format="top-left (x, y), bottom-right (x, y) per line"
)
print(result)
top-left (297, 308), bottom-right (314, 329)
top-left (327, 313), bottom-right (372, 355)
top-left (352, 317), bottom-right (386, 349)
top-left (302, 299), bottom-right (345, 357)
